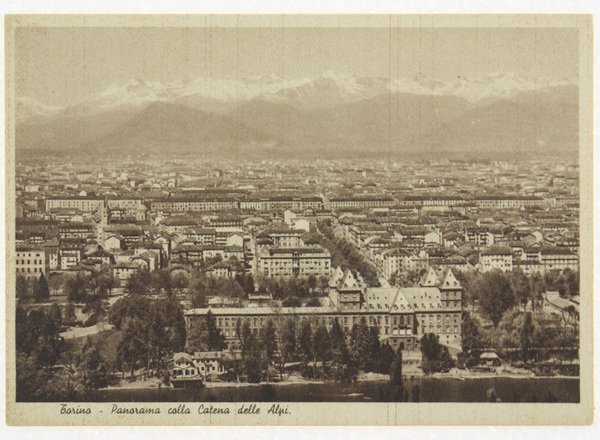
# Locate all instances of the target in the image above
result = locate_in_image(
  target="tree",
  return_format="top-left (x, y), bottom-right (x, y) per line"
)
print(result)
top-left (235, 273), bottom-right (255, 295)
top-left (420, 333), bottom-right (454, 374)
top-left (186, 310), bottom-right (226, 352)
top-left (16, 352), bottom-right (49, 401)
top-left (349, 317), bottom-right (381, 372)
top-left (206, 310), bottom-right (226, 351)
top-left (313, 325), bottom-right (331, 379)
top-left (349, 320), bottom-right (369, 371)
top-left (34, 273), bottom-right (50, 303)
top-left (373, 342), bottom-right (395, 374)
top-left (93, 267), bottom-right (118, 297)
top-left (172, 273), bottom-right (189, 294)
top-left (262, 320), bottom-right (277, 361)
top-left (392, 268), bottom-right (424, 287)
top-left (16, 275), bottom-right (31, 301)
top-left (520, 311), bottom-right (534, 362)
top-left (510, 269), bottom-right (530, 310)
top-left (262, 320), bottom-right (277, 379)
top-left (494, 308), bottom-right (523, 350)
top-left (126, 270), bottom-right (152, 295)
top-left (305, 297), bottom-right (321, 307)
top-left (80, 337), bottom-right (110, 389)
top-left (108, 294), bottom-right (151, 330)
top-left (16, 352), bottom-right (83, 402)
top-left (529, 272), bottom-right (546, 311)
top-left (243, 354), bottom-right (263, 383)
top-left (317, 275), bottom-right (329, 295)
top-left (389, 348), bottom-right (404, 401)
top-left (328, 319), bottom-right (355, 383)
top-left (455, 270), bottom-right (479, 312)
top-left (110, 294), bottom-right (190, 379)
top-left (186, 319), bottom-right (207, 353)
top-left (188, 273), bottom-right (208, 307)
top-left (48, 303), bottom-right (62, 327)
top-left (16, 306), bottom-right (31, 354)
top-left (478, 271), bottom-right (516, 327)
top-left (236, 321), bottom-right (263, 383)
top-left (282, 295), bottom-right (302, 307)
top-left (47, 273), bottom-right (64, 296)
top-left (27, 307), bottom-right (64, 366)
top-left (117, 321), bottom-right (148, 378)
top-left (298, 320), bottom-right (313, 363)
top-left (151, 269), bottom-right (172, 295)
top-left (461, 311), bottom-right (485, 353)
top-left (239, 321), bottom-right (253, 360)
top-left (329, 319), bottom-right (349, 365)
top-left (278, 319), bottom-right (296, 379)
top-left (63, 302), bottom-right (77, 325)
top-left (563, 269), bottom-right (579, 297)
top-left (163, 298), bottom-right (187, 353)
top-left (64, 274), bottom-right (90, 303)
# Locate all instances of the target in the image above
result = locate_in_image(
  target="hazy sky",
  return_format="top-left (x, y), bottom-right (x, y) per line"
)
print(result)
top-left (15, 26), bottom-right (578, 107)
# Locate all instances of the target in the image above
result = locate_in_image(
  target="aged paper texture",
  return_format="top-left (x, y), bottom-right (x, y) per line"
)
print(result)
top-left (4, 14), bottom-right (594, 425)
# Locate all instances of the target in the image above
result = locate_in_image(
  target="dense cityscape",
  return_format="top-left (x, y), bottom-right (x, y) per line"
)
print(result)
top-left (14, 155), bottom-right (580, 402)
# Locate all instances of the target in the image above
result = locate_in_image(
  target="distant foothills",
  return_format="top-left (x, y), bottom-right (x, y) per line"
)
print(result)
top-left (15, 72), bottom-right (578, 159)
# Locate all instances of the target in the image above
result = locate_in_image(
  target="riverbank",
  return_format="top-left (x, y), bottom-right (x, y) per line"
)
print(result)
top-left (102, 368), bottom-right (578, 391)
top-left (86, 375), bottom-right (580, 403)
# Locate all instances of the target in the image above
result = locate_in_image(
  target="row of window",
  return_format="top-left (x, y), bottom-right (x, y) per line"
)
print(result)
top-left (16, 259), bottom-right (44, 265)
top-left (263, 261), bottom-right (329, 266)
top-left (263, 269), bottom-right (328, 277)
top-left (215, 313), bottom-right (431, 330)
top-left (172, 368), bottom-right (198, 377)
top-left (421, 325), bottom-right (460, 334)
top-left (424, 314), bottom-right (460, 323)
top-left (16, 267), bottom-right (43, 273)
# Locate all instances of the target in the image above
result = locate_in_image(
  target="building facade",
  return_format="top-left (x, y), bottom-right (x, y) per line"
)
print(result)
top-left (185, 266), bottom-right (463, 353)
top-left (257, 246), bottom-right (331, 278)
top-left (15, 246), bottom-right (47, 278)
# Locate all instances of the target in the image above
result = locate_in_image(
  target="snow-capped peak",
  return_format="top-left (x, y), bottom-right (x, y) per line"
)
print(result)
top-left (17, 71), bottom-right (577, 122)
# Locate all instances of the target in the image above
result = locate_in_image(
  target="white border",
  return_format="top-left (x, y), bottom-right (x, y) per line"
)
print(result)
top-left (1, 1), bottom-right (599, 440)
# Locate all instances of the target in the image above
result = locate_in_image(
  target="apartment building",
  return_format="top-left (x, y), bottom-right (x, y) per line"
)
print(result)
top-left (258, 246), bottom-right (331, 278)
top-left (479, 247), bottom-right (514, 272)
top-left (15, 246), bottom-right (47, 278)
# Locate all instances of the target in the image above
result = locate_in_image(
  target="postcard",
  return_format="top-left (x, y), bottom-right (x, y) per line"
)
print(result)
top-left (4, 14), bottom-right (593, 425)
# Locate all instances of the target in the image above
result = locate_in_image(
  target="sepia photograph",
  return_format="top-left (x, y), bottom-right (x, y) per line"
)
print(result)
top-left (3, 13), bottom-right (594, 426)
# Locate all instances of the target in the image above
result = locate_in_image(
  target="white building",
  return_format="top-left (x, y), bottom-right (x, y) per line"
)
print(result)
top-left (15, 246), bottom-right (47, 278)
top-left (480, 247), bottom-right (513, 272)
top-left (258, 246), bottom-right (331, 278)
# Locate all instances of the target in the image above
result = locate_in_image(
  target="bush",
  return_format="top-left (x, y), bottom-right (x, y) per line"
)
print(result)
top-left (84, 313), bottom-right (99, 327)
top-left (282, 296), bottom-right (302, 307)
top-left (305, 297), bottom-right (321, 307)
top-left (300, 363), bottom-right (318, 379)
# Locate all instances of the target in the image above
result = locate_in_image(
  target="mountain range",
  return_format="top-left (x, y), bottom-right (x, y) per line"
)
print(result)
top-left (15, 72), bottom-right (578, 158)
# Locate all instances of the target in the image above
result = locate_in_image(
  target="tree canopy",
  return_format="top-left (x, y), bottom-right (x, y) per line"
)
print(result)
top-left (477, 270), bottom-right (517, 327)
top-left (420, 333), bottom-right (454, 374)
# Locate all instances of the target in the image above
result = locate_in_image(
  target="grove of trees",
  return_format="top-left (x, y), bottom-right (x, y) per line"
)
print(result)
top-left (108, 294), bottom-right (186, 380)
top-left (16, 303), bottom-right (117, 401)
top-left (16, 273), bottom-right (50, 303)
top-left (187, 314), bottom-right (400, 384)
top-left (255, 275), bottom-right (330, 303)
top-left (456, 268), bottom-right (579, 325)
top-left (316, 220), bottom-right (381, 287)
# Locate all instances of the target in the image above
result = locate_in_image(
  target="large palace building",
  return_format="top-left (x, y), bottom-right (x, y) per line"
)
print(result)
top-left (185, 266), bottom-right (463, 353)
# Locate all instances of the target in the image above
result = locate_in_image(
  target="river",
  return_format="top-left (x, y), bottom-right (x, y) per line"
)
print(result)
top-left (81, 377), bottom-right (579, 403)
